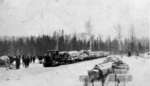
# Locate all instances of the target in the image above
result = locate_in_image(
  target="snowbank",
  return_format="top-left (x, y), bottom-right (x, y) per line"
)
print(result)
top-left (1, 55), bottom-right (150, 86)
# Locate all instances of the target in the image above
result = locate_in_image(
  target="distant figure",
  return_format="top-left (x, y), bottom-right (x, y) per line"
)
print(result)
top-left (25, 56), bottom-right (30, 68)
top-left (128, 51), bottom-right (131, 57)
top-left (136, 51), bottom-right (139, 56)
top-left (22, 56), bottom-right (30, 68)
top-left (32, 56), bottom-right (36, 63)
top-left (16, 56), bottom-right (20, 69)
top-left (38, 56), bottom-right (43, 64)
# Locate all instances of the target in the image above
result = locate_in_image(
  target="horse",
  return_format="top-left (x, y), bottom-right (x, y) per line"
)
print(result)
top-left (88, 64), bottom-right (112, 86)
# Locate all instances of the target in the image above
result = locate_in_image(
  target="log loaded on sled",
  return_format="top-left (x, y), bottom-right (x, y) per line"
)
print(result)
top-left (80, 56), bottom-right (131, 86)
top-left (79, 61), bottom-right (113, 86)
top-left (88, 62), bottom-right (113, 86)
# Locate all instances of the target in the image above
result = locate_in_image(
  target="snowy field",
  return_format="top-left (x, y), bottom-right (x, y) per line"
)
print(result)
top-left (0, 55), bottom-right (150, 86)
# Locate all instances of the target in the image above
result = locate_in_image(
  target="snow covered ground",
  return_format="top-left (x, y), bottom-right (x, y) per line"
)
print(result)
top-left (0, 55), bottom-right (150, 86)
top-left (122, 56), bottom-right (150, 86)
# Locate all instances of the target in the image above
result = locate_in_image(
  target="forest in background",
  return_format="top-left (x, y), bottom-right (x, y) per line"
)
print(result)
top-left (0, 29), bottom-right (149, 56)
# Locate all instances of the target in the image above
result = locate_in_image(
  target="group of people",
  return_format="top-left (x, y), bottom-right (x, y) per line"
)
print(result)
top-left (9, 55), bottom-right (36, 69)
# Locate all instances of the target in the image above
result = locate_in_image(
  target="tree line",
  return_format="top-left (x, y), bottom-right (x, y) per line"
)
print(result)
top-left (0, 30), bottom-right (149, 56)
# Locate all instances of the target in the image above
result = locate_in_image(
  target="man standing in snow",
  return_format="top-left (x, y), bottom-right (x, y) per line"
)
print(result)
top-left (16, 56), bottom-right (20, 69)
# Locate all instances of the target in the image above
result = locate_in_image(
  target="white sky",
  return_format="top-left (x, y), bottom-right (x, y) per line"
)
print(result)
top-left (0, 0), bottom-right (149, 39)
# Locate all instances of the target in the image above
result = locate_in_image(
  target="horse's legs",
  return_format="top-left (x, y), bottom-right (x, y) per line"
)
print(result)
top-left (92, 82), bottom-right (94, 86)
top-left (101, 77), bottom-right (106, 86)
top-left (84, 80), bottom-right (88, 86)
top-left (101, 80), bottom-right (104, 86)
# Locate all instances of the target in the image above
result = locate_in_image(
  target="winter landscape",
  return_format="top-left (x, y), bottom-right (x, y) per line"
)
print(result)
top-left (0, 0), bottom-right (150, 86)
top-left (0, 55), bottom-right (150, 86)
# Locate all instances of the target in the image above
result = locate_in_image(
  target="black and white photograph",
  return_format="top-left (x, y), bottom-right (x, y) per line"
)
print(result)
top-left (0, 0), bottom-right (150, 86)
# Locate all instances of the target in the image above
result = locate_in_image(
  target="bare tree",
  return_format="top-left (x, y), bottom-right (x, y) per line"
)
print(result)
top-left (114, 24), bottom-right (122, 53)
top-left (129, 25), bottom-right (137, 55)
top-left (85, 18), bottom-right (93, 51)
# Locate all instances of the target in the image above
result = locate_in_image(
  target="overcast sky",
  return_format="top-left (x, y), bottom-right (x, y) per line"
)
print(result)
top-left (0, 0), bottom-right (149, 39)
